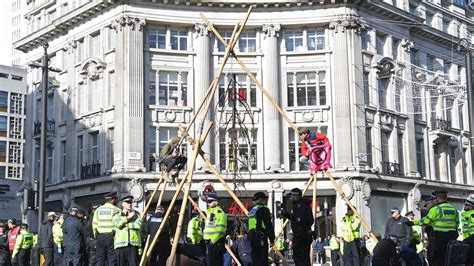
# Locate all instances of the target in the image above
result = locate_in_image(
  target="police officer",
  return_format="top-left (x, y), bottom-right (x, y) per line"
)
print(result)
top-left (408, 190), bottom-right (459, 266)
top-left (85, 204), bottom-right (99, 266)
top-left (203, 195), bottom-right (227, 266)
top-left (145, 206), bottom-right (171, 266)
top-left (405, 211), bottom-right (424, 264)
top-left (329, 234), bottom-right (340, 266)
top-left (113, 195), bottom-right (142, 266)
top-left (39, 212), bottom-right (56, 266)
top-left (384, 207), bottom-right (415, 265)
top-left (0, 223), bottom-right (9, 266)
top-left (341, 205), bottom-right (361, 266)
top-left (248, 192), bottom-right (275, 265)
top-left (11, 224), bottom-right (33, 266)
top-left (461, 199), bottom-right (474, 265)
top-left (283, 188), bottom-right (314, 266)
top-left (63, 208), bottom-right (85, 266)
top-left (93, 191), bottom-right (121, 266)
top-left (52, 213), bottom-right (65, 266)
top-left (187, 209), bottom-right (204, 245)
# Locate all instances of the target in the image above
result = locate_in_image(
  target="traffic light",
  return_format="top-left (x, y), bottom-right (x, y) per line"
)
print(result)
top-left (275, 201), bottom-right (285, 219)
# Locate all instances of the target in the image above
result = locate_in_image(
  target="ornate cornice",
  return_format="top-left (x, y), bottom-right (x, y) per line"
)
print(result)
top-left (62, 40), bottom-right (77, 54)
top-left (111, 16), bottom-right (146, 32)
top-left (194, 22), bottom-right (211, 38)
top-left (262, 23), bottom-right (281, 39)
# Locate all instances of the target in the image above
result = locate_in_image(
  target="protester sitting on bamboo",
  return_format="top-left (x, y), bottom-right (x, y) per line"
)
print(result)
top-left (153, 136), bottom-right (187, 182)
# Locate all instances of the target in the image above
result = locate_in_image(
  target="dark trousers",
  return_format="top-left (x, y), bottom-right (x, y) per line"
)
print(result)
top-left (96, 233), bottom-right (117, 266)
top-left (428, 231), bottom-right (458, 266)
top-left (205, 239), bottom-right (225, 266)
top-left (343, 239), bottom-right (361, 266)
top-left (162, 157), bottom-right (187, 172)
top-left (17, 250), bottom-right (30, 266)
top-left (292, 233), bottom-right (312, 266)
top-left (463, 234), bottom-right (474, 265)
top-left (149, 248), bottom-right (170, 266)
top-left (250, 232), bottom-right (269, 265)
top-left (331, 250), bottom-right (339, 266)
top-left (116, 246), bottom-right (139, 266)
top-left (41, 247), bottom-right (54, 266)
top-left (87, 238), bottom-right (97, 266)
top-left (54, 245), bottom-right (64, 266)
top-left (66, 248), bottom-right (83, 266)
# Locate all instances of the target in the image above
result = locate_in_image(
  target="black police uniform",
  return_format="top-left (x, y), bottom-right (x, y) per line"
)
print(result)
top-left (145, 213), bottom-right (171, 266)
top-left (285, 197), bottom-right (314, 266)
top-left (84, 214), bottom-right (97, 266)
top-left (0, 228), bottom-right (8, 266)
top-left (63, 215), bottom-right (85, 266)
top-left (250, 203), bottom-right (275, 265)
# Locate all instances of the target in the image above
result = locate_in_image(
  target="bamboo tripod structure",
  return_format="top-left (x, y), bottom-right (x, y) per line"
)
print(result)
top-left (139, 6), bottom-right (378, 266)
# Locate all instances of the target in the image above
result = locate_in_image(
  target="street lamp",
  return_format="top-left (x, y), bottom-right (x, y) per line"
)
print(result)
top-left (28, 43), bottom-right (61, 236)
top-left (323, 198), bottom-right (330, 237)
top-left (457, 38), bottom-right (474, 175)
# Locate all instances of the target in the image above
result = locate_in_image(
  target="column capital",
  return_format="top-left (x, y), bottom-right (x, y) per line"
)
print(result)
top-left (194, 22), bottom-right (211, 38)
top-left (401, 39), bottom-right (414, 52)
top-left (262, 24), bottom-right (281, 39)
top-left (329, 18), bottom-right (363, 34)
top-left (62, 39), bottom-right (77, 54)
top-left (111, 15), bottom-right (145, 32)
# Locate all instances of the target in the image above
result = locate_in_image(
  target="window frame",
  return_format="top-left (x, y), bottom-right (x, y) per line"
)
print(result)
top-left (287, 71), bottom-right (327, 107)
top-left (157, 71), bottom-right (187, 106)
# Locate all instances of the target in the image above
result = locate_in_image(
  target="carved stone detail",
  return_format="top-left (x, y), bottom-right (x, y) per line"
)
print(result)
top-left (329, 18), bottom-right (363, 34)
top-left (79, 58), bottom-right (107, 83)
top-left (62, 40), bottom-right (77, 54)
top-left (111, 16), bottom-right (145, 32)
top-left (262, 24), bottom-right (281, 39)
top-left (374, 57), bottom-right (396, 79)
top-left (195, 22), bottom-right (211, 38)
top-left (401, 39), bottom-right (414, 52)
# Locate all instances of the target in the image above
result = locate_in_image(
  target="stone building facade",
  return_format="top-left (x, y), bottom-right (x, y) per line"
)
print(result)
top-left (15, 0), bottom-right (474, 235)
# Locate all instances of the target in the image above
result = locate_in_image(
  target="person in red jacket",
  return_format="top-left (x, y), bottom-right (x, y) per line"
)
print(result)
top-left (298, 127), bottom-right (329, 167)
top-left (7, 218), bottom-right (21, 266)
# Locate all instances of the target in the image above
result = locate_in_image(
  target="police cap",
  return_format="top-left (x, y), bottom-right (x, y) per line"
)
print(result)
top-left (252, 192), bottom-right (268, 201)
top-left (120, 195), bottom-right (134, 203)
top-left (287, 188), bottom-right (302, 196)
top-left (390, 207), bottom-right (400, 213)
top-left (433, 190), bottom-right (448, 197)
top-left (405, 211), bottom-right (414, 217)
top-left (104, 191), bottom-right (118, 200)
top-left (20, 223), bottom-right (28, 229)
top-left (92, 204), bottom-right (101, 209)
top-left (206, 195), bottom-right (220, 203)
top-left (465, 199), bottom-right (474, 207)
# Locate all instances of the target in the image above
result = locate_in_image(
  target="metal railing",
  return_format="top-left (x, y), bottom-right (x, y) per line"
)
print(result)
top-left (382, 161), bottom-right (401, 176)
top-left (33, 120), bottom-right (56, 136)
top-left (81, 162), bottom-right (101, 179)
top-left (431, 118), bottom-right (452, 131)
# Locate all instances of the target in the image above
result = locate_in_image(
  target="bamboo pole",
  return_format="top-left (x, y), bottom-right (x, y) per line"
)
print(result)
top-left (324, 170), bottom-right (378, 243)
top-left (200, 14), bottom-right (298, 133)
top-left (168, 138), bottom-right (202, 263)
top-left (141, 178), bottom-right (163, 220)
top-left (141, 170), bottom-right (190, 265)
top-left (225, 244), bottom-right (242, 266)
top-left (156, 180), bottom-right (167, 209)
top-left (139, 235), bottom-right (150, 266)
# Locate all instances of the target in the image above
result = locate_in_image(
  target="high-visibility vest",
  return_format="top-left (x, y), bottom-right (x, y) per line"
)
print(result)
top-left (187, 216), bottom-right (204, 244)
top-left (329, 236), bottom-right (339, 250)
top-left (113, 210), bottom-right (142, 249)
top-left (7, 226), bottom-right (20, 251)
top-left (203, 206), bottom-right (227, 244)
top-left (52, 220), bottom-right (63, 247)
top-left (93, 203), bottom-right (121, 236)
top-left (248, 204), bottom-right (269, 231)
top-left (275, 237), bottom-right (285, 250)
top-left (462, 209), bottom-right (474, 239)
top-left (341, 215), bottom-right (361, 242)
top-left (414, 202), bottom-right (459, 232)
top-left (12, 230), bottom-right (33, 258)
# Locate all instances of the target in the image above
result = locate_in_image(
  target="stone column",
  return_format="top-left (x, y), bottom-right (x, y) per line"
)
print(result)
top-left (329, 19), bottom-right (361, 167)
top-left (262, 24), bottom-right (282, 171)
top-left (193, 23), bottom-right (213, 170)
top-left (112, 16), bottom-right (146, 172)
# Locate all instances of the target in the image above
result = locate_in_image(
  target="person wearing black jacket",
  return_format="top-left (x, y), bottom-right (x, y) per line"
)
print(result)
top-left (63, 208), bottom-right (85, 266)
top-left (144, 206), bottom-right (171, 266)
top-left (284, 188), bottom-right (314, 266)
top-left (84, 205), bottom-right (99, 266)
top-left (384, 207), bottom-right (416, 266)
top-left (0, 223), bottom-right (9, 266)
top-left (248, 192), bottom-right (275, 266)
top-left (372, 237), bottom-right (402, 266)
top-left (39, 212), bottom-right (57, 266)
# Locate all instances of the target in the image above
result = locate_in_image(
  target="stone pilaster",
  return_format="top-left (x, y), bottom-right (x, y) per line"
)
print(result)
top-left (193, 22), bottom-right (213, 170)
top-left (262, 24), bottom-right (282, 171)
top-left (112, 16), bottom-right (146, 172)
top-left (329, 19), bottom-right (361, 168)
